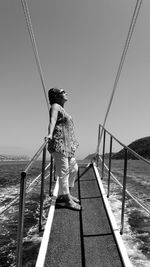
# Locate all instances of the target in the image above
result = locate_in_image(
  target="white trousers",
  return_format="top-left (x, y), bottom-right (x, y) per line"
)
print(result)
top-left (52, 152), bottom-right (78, 195)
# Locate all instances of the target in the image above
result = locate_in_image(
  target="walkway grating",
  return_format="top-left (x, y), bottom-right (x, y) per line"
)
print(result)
top-left (42, 163), bottom-right (130, 267)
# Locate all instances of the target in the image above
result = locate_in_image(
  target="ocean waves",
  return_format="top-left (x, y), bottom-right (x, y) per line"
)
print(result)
top-left (0, 160), bottom-right (150, 266)
top-left (0, 161), bottom-right (50, 267)
top-left (102, 159), bottom-right (150, 267)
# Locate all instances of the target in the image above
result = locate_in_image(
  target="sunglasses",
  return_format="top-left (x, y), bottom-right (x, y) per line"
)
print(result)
top-left (58, 89), bottom-right (66, 94)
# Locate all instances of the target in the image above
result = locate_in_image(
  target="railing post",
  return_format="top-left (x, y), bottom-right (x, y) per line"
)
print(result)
top-left (107, 136), bottom-right (113, 197)
top-left (54, 165), bottom-right (56, 181)
top-left (96, 124), bottom-right (101, 166)
top-left (16, 171), bottom-right (26, 267)
top-left (39, 139), bottom-right (46, 232)
top-left (120, 148), bottom-right (128, 235)
top-left (49, 155), bottom-right (54, 196)
top-left (101, 129), bottom-right (106, 179)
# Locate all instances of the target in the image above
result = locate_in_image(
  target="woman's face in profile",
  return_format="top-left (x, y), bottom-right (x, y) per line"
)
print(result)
top-left (57, 89), bottom-right (68, 102)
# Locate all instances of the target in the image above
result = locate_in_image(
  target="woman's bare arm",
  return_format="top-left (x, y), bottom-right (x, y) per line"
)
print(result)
top-left (47, 104), bottom-right (59, 139)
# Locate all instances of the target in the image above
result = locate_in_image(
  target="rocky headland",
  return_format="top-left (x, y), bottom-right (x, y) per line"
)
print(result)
top-left (84, 136), bottom-right (150, 160)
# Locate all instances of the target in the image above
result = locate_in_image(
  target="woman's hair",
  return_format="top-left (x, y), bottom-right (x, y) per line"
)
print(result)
top-left (48, 87), bottom-right (60, 105)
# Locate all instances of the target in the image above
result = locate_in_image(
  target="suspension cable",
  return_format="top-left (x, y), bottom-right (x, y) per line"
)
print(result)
top-left (20, 0), bottom-right (49, 110)
top-left (96, 0), bottom-right (143, 154)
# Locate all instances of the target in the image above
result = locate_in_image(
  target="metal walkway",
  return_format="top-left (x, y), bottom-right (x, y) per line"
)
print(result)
top-left (36, 163), bottom-right (131, 267)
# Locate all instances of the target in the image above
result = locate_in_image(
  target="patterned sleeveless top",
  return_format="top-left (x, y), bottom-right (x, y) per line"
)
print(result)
top-left (48, 104), bottom-right (79, 157)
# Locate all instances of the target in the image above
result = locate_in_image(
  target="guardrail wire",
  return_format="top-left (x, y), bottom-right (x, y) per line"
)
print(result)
top-left (96, 124), bottom-right (150, 234)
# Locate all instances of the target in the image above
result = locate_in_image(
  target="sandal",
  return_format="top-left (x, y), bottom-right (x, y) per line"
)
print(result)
top-left (56, 195), bottom-right (65, 203)
top-left (70, 195), bottom-right (80, 203)
top-left (65, 200), bottom-right (81, 211)
top-left (56, 194), bottom-right (80, 203)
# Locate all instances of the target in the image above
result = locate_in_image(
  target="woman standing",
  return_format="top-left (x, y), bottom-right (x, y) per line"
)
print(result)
top-left (47, 87), bottom-right (81, 211)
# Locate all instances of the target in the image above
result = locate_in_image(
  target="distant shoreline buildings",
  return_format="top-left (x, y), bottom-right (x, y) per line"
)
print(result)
top-left (0, 154), bottom-right (29, 161)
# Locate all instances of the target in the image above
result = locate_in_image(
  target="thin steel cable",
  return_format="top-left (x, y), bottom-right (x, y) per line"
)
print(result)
top-left (0, 157), bottom-right (78, 216)
top-left (98, 155), bottom-right (150, 215)
top-left (24, 139), bottom-right (48, 173)
top-left (26, 163), bottom-right (50, 192)
top-left (96, 0), bottom-right (143, 153)
top-left (0, 163), bottom-right (51, 216)
top-left (20, 0), bottom-right (49, 110)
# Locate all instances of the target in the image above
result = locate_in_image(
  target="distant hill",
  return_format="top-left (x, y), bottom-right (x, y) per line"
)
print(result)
top-left (84, 153), bottom-right (95, 161)
top-left (113, 136), bottom-right (150, 159)
top-left (84, 136), bottom-right (150, 160)
top-left (84, 152), bottom-right (115, 161)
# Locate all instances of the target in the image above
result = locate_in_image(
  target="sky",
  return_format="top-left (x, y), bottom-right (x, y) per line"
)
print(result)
top-left (0, 0), bottom-right (150, 159)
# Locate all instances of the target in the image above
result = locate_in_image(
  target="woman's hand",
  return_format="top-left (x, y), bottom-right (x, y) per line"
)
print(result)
top-left (47, 135), bottom-right (52, 140)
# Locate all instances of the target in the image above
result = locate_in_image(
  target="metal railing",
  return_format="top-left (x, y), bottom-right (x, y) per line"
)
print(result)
top-left (16, 137), bottom-right (55, 267)
top-left (96, 124), bottom-right (150, 235)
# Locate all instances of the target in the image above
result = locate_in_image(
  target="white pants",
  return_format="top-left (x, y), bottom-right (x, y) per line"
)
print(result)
top-left (52, 152), bottom-right (78, 195)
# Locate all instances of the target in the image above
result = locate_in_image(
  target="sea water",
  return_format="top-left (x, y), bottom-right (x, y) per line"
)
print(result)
top-left (102, 159), bottom-right (150, 267)
top-left (0, 161), bottom-right (51, 267)
top-left (0, 160), bottom-right (150, 266)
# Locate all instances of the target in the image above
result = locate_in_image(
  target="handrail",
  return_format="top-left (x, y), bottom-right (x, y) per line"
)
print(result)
top-left (0, 163), bottom-right (51, 216)
top-left (96, 124), bottom-right (150, 234)
top-left (0, 139), bottom-right (51, 218)
top-left (24, 138), bottom-right (49, 173)
top-left (16, 138), bottom-right (79, 266)
top-left (99, 124), bottom-right (150, 166)
top-left (98, 156), bottom-right (150, 215)
top-left (16, 137), bottom-right (54, 267)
